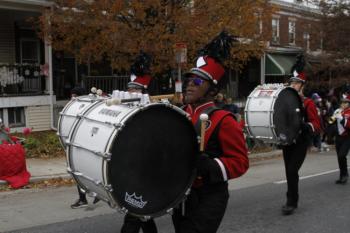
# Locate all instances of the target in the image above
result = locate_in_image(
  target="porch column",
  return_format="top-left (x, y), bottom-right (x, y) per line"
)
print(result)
top-left (260, 52), bottom-right (266, 85)
top-left (44, 42), bottom-right (51, 94)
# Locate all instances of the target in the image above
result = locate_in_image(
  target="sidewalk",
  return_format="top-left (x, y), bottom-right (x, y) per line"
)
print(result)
top-left (0, 157), bottom-right (70, 186)
top-left (0, 150), bottom-right (282, 187)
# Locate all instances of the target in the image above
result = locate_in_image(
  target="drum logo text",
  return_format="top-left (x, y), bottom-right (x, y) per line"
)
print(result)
top-left (98, 108), bottom-right (121, 117)
top-left (125, 192), bottom-right (148, 209)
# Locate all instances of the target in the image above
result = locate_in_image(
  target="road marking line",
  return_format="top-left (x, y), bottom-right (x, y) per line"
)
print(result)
top-left (273, 167), bottom-right (350, 184)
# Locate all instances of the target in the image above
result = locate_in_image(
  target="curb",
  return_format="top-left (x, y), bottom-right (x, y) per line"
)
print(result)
top-left (0, 173), bottom-right (71, 186)
top-left (249, 150), bottom-right (282, 160)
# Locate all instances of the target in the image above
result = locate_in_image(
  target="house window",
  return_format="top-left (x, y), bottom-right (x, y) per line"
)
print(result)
top-left (8, 107), bottom-right (25, 127)
top-left (289, 21), bottom-right (296, 44)
top-left (272, 18), bottom-right (280, 44)
top-left (20, 39), bottom-right (40, 64)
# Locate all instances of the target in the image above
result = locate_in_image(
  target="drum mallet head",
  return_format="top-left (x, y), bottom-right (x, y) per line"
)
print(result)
top-left (96, 89), bottom-right (103, 96)
top-left (91, 87), bottom-right (97, 94)
top-left (106, 98), bottom-right (121, 106)
top-left (111, 98), bottom-right (121, 105)
top-left (105, 99), bottom-right (113, 106)
top-left (200, 114), bottom-right (209, 121)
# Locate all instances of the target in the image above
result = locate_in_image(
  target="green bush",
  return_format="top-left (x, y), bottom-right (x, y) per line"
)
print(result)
top-left (13, 131), bottom-right (65, 158)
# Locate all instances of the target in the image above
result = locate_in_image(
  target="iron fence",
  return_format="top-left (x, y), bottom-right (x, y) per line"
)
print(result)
top-left (81, 75), bottom-right (129, 94)
top-left (81, 74), bottom-right (164, 95)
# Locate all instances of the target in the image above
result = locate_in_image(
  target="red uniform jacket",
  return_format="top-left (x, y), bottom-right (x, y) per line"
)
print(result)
top-left (184, 102), bottom-right (249, 184)
top-left (303, 98), bottom-right (321, 134)
top-left (339, 107), bottom-right (350, 136)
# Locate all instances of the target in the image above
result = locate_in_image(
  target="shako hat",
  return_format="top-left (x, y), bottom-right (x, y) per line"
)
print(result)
top-left (185, 31), bottom-right (237, 85)
top-left (289, 54), bottom-right (307, 83)
top-left (128, 52), bottom-right (152, 90)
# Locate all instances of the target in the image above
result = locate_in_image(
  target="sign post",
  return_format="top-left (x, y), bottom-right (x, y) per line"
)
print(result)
top-left (174, 43), bottom-right (187, 104)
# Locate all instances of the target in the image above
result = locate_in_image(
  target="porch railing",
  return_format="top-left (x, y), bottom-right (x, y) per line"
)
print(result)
top-left (82, 75), bottom-right (129, 94)
top-left (0, 63), bottom-right (44, 96)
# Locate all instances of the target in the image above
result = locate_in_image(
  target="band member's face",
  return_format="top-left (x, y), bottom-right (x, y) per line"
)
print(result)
top-left (341, 101), bottom-right (349, 109)
top-left (184, 76), bottom-right (211, 104)
top-left (290, 81), bottom-right (303, 92)
top-left (128, 88), bottom-right (142, 93)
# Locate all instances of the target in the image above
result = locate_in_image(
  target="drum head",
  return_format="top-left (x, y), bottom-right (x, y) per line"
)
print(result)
top-left (273, 87), bottom-right (302, 145)
top-left (108, 105), bottom-right (198, 217)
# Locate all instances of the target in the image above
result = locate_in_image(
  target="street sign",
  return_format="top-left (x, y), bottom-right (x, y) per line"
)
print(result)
top-left (175, 42), bottom-right (187, 64)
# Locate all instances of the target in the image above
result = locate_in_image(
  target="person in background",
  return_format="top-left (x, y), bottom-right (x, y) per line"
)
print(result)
top-left (280, 54), bottom-right (321, 215)
top-left (311, 93), bottom-right (323, 152)
top-left (223, 97), bottom-right (240, 121)
top-left (214, 92), bottom-right (225, 109)
top-left (69, 86), bottom-right (92, 209)
top-left (120, 52), bottom-right (158, 233)
top-left (334, 94), bottom-right (350, 184)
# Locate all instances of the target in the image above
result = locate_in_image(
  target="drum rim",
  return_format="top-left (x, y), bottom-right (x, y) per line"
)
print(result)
top-left (57, 95), bottom-right (107, 148)
top-left (105, 103), bottom-right (198, 218)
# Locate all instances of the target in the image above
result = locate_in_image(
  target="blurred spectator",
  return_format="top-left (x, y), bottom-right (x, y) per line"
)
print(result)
top-left (311, 93), bottom-right (323, 152)
top-left (214, 93), bottom-right (225, 108)
top-left (224, 97), bottom-right (240, 121)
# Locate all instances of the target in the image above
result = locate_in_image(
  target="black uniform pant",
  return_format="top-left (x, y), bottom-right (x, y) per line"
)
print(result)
top-left (77, 186), bottom-right (87, 202)
top-left (120, 214), bottom-right (157, 233)
top-left (282, 138), bottom-right (309, 207)
top-left (172, 182), bottom-right (229, 233)
top-left (335, 135), bottom-right (350, 177)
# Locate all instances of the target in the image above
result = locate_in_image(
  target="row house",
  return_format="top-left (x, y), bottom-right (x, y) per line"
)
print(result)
top-left (229, 0), bottom-right (322, 100)
top-left (0, 0), bottom-right (54, 131)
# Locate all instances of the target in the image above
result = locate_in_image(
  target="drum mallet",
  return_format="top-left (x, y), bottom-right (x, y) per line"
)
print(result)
top-left (105, 98), bottom-right (141, 106)
top-left (199, 113), bottom-right (209, 152)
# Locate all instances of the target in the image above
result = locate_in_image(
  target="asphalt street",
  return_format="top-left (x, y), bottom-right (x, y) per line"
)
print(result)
top-left (2, 150), bottom-right (350, 233)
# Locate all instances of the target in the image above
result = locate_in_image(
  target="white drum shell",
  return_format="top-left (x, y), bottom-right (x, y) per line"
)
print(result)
top-left (67, 101), bottom-right (139, 206)
top-left (244, 85), bottom-right (284, 144)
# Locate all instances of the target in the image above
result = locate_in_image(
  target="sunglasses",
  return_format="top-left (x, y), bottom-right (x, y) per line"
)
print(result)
top-left (186, 77), bottom-right (205, 86)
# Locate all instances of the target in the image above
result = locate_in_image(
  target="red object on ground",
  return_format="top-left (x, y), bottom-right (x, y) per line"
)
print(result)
top-left (0, 142), bottom-right (31, 188)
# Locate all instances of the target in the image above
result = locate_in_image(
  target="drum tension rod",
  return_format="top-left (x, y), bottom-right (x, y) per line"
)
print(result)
top-left (113, 123), bottom-right (124, 129)
top-left (96, 151), bottom-right (112, 161)
top-left (104, 184), bottom-right (113, 192)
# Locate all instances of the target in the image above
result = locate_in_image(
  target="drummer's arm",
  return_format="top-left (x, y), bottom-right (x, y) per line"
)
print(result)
top-left (305, 100), bottom-right (321, 134)
top-left (215, 116), bottom-right (249, 181)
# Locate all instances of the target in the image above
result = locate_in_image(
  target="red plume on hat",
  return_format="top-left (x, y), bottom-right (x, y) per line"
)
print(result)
top-left (289, 54), bottom-right (306, 83)
top-left (185, 31), bottom-right (237, 85)
top-left (128, 52), bottom-right (152, 90)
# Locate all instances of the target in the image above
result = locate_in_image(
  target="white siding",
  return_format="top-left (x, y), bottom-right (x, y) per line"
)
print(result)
top-left (0, 14), bottom-right (15, 63)
top-left (26, 105), bottom-right (51, 131)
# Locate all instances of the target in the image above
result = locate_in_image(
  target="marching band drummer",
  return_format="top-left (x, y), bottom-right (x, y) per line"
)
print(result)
top-left (334, 94), bottom-right (350, 184)
top-left (171, 31), bottom-right (249, 233)
top-left (281, 54), bottom-right (321, 215)
top-left (120, 52), bottom-right (158, 233)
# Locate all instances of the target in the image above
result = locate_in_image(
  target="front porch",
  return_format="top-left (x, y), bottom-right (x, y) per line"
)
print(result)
top-left (0, 4), bottom-right (54, 131)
